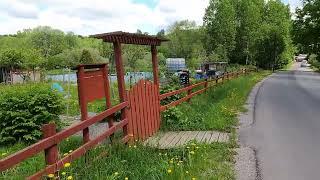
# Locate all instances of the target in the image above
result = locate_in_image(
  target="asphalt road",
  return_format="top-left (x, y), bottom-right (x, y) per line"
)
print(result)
top-left (240, 62), bottom-right (320, 180)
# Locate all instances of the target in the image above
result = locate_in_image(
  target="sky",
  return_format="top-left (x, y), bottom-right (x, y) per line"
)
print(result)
top-left (0, 0), bottom-right (302, 36)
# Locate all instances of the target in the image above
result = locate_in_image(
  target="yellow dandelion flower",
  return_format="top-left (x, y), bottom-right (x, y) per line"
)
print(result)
top-left (196, 146), bottom-right (199, 149)
top-left (169, 160), bottom-right (174, 164)
top-left (66, 138), bottom-right (69, 142)
top-left (192, 177), bottom-right (196, 180)
top-left (47, 174), bottom-right (55, 178)
top-left (186, 171), bottom-right (189, 174)
top-left (167, 169), bottom-right (172, 174)
top-left (158, 152), bottom-right (162, 156)
top-left (64, 162), bottom-right (71, 168)
top-left (67, 176), bottom-right (73, 180)
top-left (125, 177), bottom-right (129, 180)
top-left (179, 160), bottom-right (183, 163)
top-left (61, 172), bottom-right (66, 176)
top-left (164, 153), bottom-right (167, 156)
top-left (114, 172), bottom-right (119, 176)
top-left (177, 163), bottom-right (180, 166)
top-left (191, 143), bottom-right (196, 146)
top-left (133, 145), bottom-right (137, 148)
top-left (63, 153), bottom-right (68, 156)
top-left (186, 146), bottom-right (190, 149)
top-left (189, 151), bottom-right (195, 155)
top-left (1, 152), bottom-right (7, 156)
top-left (129, 145), bottom-right (132, 148)
top-left (69, 150), bottom-right (73, 153)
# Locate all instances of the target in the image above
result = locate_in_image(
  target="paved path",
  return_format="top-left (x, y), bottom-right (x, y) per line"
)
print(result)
top-left (145, 131), bottom-right (229, 149)
top-left (240, 62), bottom-right (320, 180)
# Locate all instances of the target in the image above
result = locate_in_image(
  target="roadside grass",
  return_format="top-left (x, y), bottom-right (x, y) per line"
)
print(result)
top-left (1, 137), bottom-right (234, 180)
top-left (161, 71), bottom-right (271, 132)
top-left (282, 60), bottom-right (295, 70)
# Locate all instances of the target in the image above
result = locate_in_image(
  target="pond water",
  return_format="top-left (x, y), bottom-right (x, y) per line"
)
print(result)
top-left (46, 72), bottom-right (153, 84)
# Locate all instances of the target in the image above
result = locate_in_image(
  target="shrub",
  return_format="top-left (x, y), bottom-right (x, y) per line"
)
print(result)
top-left (0, 83), bottom-right (63, 145)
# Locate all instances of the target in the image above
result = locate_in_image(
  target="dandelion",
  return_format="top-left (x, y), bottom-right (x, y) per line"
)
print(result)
top-left (66, 138), bottom-right (69, 142)
top-left (189, 151), bottom-right (195, 155)
top-left (169, 160), bottom-right (174, 164)
top-left (67, 176), bottom-right (73, 180)
top-left (47, 174), bottom-right (55, 178)
top-left (129, 145), bottom-right (132, 148)
top-left (164, 153), bottom-right (167, 156)
top-left (186, 171), bottom-right (189, 174)
top-left (158, 152), bottom-right (162, 156)
top-left (196, 146), bottom-right (199, 149)
top-left (1, 152), bottom-right (7, 156)
top-left (114, 172), bottom-right (119, 176)
top-left (186, 146), bottom-right (190, 149)
top-left (125, 177), bottom-right (129, 180)
top-left (167, 169), bottom-right (172, 174)
top-left (191, 143), bottom-right (196, 146)
top-left (133, 145), bottom-right (137, 148)
top-left (63, 153), bottom-right (68, 156)
top-left (69, 150), bottom-right (73, 153)
top-left (64, 162), bottom-right (71, 168)
top-left (179, 160), bottom-right (183, 163)
top-left (192, 177), bottom-right (196, 180)
top-left (177, 163), bottom-right (180, 166)
top-left (61, 172), bottom-right (66, 176)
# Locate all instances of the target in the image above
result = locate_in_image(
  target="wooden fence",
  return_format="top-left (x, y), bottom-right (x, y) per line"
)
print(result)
top-left (0, 68), bottom-right (251, 179)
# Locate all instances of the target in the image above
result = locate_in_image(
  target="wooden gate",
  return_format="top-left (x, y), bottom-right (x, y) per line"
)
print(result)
top-left (127, 79), bottom-right (160, 140)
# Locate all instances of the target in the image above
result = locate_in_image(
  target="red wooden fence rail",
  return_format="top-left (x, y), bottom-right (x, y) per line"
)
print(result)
top-left (160, 69), bottom-right (250, 111)
top-left (0, 102), bottom-right (128, 179)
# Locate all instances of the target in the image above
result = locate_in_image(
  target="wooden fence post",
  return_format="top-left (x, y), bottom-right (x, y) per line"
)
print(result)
top-left (42, 123), bottom-right (58, 171)
top-left (204, 79), bottom-right (208, 92)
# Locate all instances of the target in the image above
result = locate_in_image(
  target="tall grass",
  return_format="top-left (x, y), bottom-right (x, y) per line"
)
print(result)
top-left (161, 71), bottom-right (271, 132)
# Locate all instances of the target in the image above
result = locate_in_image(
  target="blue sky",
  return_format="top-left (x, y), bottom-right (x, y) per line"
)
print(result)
top-left (0, 0), bottom-right (301, 35)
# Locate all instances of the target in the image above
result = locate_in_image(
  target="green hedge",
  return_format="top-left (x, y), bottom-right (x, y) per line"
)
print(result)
top-left (0, 83), bottom-right (63, 145)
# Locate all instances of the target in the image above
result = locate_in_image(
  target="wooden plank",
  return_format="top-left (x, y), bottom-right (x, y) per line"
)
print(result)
top-left (194, 131), bottom-right (206, 143)
top-left (150, 83), bottom-right (156, 135)
top-left (209, 131), bottom-right (220, 143)
top-left (146, 81), bottom-right (152, 137)
top-left (134, 81), bottom-right (143, 139)
top-left (175, 131), bottom-right (192, 146)
top-left (128, 88), bottom-right (136, 138)
top-left (165, 131), bottom-right (185, 148)
top-left (185, 131), bottom-right (199, 143)
top-left (159, 132), bottom-right (180, 149)
top-left (154, 84), bottom-right (160, 130)
top-left (156, 132), bottom-right (175, 147)
top-left (202, 131), bottom-right (212, 143)
top-left (139, 80), bottom-right (147, 139)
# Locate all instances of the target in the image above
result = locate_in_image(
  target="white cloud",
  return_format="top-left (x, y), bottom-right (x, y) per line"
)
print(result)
top-left (0, 0), bottom-right (209, 36)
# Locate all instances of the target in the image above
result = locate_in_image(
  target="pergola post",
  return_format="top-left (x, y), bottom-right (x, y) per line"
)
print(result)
top-left (113, 42), bottom-right (128, 135)
top-left (151, 45), bottom-right (159, 89)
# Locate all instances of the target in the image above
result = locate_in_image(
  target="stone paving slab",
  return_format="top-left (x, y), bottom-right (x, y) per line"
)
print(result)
top-left (144, 131), bottom-right (229, 149)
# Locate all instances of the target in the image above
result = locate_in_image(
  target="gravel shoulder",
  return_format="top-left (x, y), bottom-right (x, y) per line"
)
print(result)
top-left (235, 76), bottom-right (269, 180)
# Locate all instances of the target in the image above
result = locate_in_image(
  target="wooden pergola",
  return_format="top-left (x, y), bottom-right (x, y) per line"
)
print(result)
top-left (90, 31), bottom-right (168, 140)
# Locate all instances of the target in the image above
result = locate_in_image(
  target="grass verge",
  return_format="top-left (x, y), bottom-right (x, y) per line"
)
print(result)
top-left (161, 71), bottom-right (271, 132)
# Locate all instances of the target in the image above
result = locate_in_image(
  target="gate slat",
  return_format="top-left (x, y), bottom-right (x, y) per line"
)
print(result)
top-left (151, 83), bottom-right (157, 134)
top-left (134, 81), bottom-right (143, 139)
top-left (149, 82), bottom-right (155, 135)
top-left (146, 82), bottom-right (152, 137)
top-left (130, 87), bottom-right (138, 139)
top-left (137, 80), bottom-right (146, 139)
top-left (154, 85), bottom-right (160, 131)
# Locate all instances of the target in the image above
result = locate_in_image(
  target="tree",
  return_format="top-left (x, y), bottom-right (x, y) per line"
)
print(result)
top-left (230, 0), bottom-right (264, 65)
top-left (293, 0), bottom-right (320, 59)
top-left (80, 49), bottom-right (95, 64)
top-left (204, 0), bottom-right (237, 61)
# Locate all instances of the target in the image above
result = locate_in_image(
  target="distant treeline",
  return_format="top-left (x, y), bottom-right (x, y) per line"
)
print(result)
top-left (0, 0), bottom-right (295, 75)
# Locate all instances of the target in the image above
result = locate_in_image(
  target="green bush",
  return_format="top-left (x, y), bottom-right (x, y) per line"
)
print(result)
top-left (0, 83), bottom-right (63, 145)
